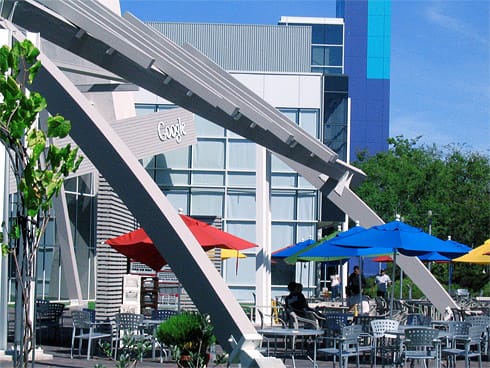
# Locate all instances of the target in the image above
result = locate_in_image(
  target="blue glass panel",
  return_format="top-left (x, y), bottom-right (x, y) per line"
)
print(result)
top-left (325, 24), bottom-right (344, 45)
top-left (312, 46), bottom-right (325, 65)
top-left (325, 46), bottom-right (343, 66)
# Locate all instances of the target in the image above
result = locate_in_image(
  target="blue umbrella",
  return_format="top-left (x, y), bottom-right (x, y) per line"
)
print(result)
top-left (331, 220), bottom-right (468, 316)
top-left (331, 220), bottom-right (463, 256)
top-left (272, 238), bottom-right (317, 260)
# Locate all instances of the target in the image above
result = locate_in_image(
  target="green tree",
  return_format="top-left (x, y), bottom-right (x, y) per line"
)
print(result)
top-left (0, 40), bottom-right (82, 367)
top-left (354, 136), bottom-right (490, 294)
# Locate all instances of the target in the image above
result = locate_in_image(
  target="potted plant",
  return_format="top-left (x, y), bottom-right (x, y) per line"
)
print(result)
top-left (156, 311), bottom-right (224, 368)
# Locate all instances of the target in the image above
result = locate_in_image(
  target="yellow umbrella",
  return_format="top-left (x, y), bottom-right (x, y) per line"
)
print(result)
top-left (453, 239), bottom-right (490, 265)
top-left (220, 248), bottom-right (247, 259)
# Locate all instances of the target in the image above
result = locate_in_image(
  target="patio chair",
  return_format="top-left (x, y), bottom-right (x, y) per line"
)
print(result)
top-left (442, 325), bottom-right (483, 368)
top-left (370, 319), bottom-right (400, 368)
top-left (464, 315), bottom-right (490, 355)
top-left (71, 310), bottom-right (113, 360)
top-left (114, 312), bottom-right (149, 359)
top-left (37, 302), bottom-right (66, 343)
top-left (149, 309), bottom-right (178, 362)
top-left (318, 324), bottom-right (367, 368)
top-left (401, 327), bottom-right (441, 368)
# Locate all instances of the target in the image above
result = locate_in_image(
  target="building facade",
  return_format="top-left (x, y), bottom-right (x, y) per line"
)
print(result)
top-left (7, 1), bottom-right (391, 306)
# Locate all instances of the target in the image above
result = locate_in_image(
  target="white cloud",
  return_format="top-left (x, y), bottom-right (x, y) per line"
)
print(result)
top-left (423, 1), bottom-right (489, 47)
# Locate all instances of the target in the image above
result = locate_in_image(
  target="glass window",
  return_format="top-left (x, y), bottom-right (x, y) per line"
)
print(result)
top-left (195, 115), bottom-right (225, 137)
top-left (325, 93), bottom-right (347, 124)
top-left (325, 24), bottom-right (343, 45)
top-left (311, 46), bottom-right (325, 66)
top-left (271, 223), bottom-right (295, 252)
top-left (297, 191), bottom-right (317, 220)
top-left (155, 170), bottom-right (189, 186)
top-left (228, 172), bottom-right (256, 187)
top-left (271, 191), bottom-right (295, 221)
top-left (312, 24), bottom-right (344, 45)
top-left (192, 140), bottom-right (225, 169)
top-left (223, 256), bottom-right (256, 284)
top-left (298, 175), bottom-right (315, 189)
top-left (325, 46), bottom-right (343, 66)
top-left (78, 173), bottom-right (93, 195)
top-left (299, 110), bottom-right (319, 138)
top-left (192, 172), bottom-right (224, 186)
top-left (324, 124), bottom-right (347, 142)
top-left (165, 190), bottom-right (189, 213)
top-left (159, 148), bottom-right (190, 169)
top-left (326, 140), bottom-right (347, 161)
top-left (271, 154), bottom-right (295, 173)
top-left (297, 224), bottom-right (316, 242)
top-left (190, 189), bottom-right (223, 216)
top-left (271, 173), bottom-right (296, 188)
top-left (227, 190), bottom-right (256, 219)
top-left (228, 140), bottom-right (256, 170)
top-left (226, 222), bottom-right (256, 245)
top-left (135, 104), bottom-right (155, 115)
top-left (280, 109), bottom-right (297, 123)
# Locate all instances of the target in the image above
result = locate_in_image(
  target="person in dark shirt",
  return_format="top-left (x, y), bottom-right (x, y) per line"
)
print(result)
top-left (284, 282), bottom-right (310, 317)
top-left (346, 265), bottom-right (366, 308)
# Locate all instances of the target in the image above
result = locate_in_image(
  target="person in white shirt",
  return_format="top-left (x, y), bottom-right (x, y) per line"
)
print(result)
top-left (375, 269), bottom-right (391, 298)
top-left (330, 274), bottom-right (341, 299)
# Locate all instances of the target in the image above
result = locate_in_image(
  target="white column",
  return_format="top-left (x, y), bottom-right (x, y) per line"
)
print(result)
top-left (255, 146), bottom-right (271, 316)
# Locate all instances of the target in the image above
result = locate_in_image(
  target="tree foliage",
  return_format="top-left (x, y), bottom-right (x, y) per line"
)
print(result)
top-left (0, 39), bottom-right (82, 367)
top-left (354, 136), bottom-right (490, 294)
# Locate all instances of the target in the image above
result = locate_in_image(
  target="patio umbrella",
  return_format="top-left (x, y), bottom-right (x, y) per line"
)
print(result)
top-left (453, 239), bottom-right (490, 265)
top-left (272, 238), bottom-right (317, 262)
top-left (331, 220), bottom-right (463, 256)
top-left (331, 219), bottom-right (467, 315)
top-left (106, 214), bottom-right (257, 271)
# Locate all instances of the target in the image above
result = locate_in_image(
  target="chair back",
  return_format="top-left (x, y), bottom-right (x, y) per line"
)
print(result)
top-left (72, 310), bottom-right (92, 330)
top-left (467, 325), bottom-right (484, 344)
top-left (323, 313), bottom-right (349, 335)
top-left (288, 311), bottom-right (319, 330)
top-left (404, 327), bottom-right (439, 348)
top-left (151, 309), bottom-right (178, 321)
top-left (116, 312), bottom-right (144, 334)
top-left (342, 324), bottom-right (363, 346)
top-left (370, 319), bottom-right (400, 338)
top-left (464, 315), bottom-right (490, 328)
top-left (448, 321), bottom-right (471, 336)
top-left (82, 308), bottom-right (96, 323)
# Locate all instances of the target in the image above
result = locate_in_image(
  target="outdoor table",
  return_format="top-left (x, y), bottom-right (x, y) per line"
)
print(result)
top-left (257, 327), bottom-right (323, 368)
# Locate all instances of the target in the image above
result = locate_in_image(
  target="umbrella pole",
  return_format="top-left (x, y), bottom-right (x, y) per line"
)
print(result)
top-left (389, 251), bottom-right (397, 318)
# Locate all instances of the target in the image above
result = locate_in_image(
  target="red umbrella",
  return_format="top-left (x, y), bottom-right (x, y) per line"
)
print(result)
top-left (106, 214), bottom-right (256, 271)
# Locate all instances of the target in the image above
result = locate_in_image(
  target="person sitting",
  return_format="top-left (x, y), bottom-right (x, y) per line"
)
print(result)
top-left (284, 282), bottom-right (320, 318)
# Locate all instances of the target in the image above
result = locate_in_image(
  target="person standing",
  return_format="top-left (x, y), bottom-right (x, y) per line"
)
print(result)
top-left (330, 273), bottom-right (341, 299)
top-left (346, 265), bottom-right (366, 308)
top-left (375, 269), bottom-right (391, 298)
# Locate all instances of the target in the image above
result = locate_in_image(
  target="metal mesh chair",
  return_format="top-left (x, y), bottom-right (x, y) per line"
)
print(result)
top-left (402, 327), bottom-right (441, 368)
top-left (114, 312), bottom-right (148, 359)
top-left (318, 324), bottom-right (366, 368)
top-left (71, 310), bottom-right (113, 360)
top-left (464, 315), bottom-right (490, 355)
top-left (442, 325), bottom-right (483, 368)
top-left (370, 319), bottom-right (400, 368)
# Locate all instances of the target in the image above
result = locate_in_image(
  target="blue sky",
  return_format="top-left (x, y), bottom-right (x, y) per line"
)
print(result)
top-left (119, 0), bottom-right (490, 154)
